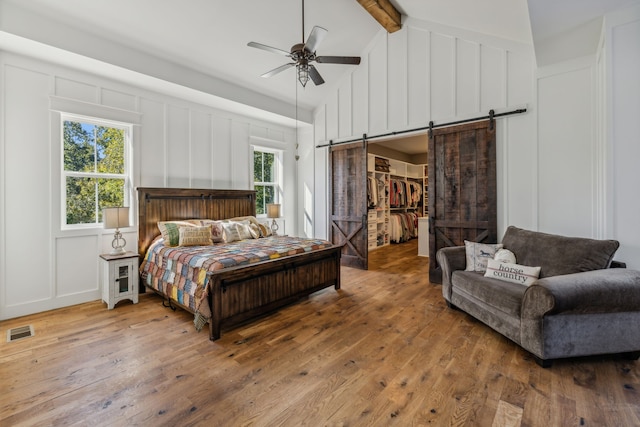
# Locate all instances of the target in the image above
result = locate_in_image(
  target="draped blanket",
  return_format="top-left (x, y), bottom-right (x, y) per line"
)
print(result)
top-left (139, 236), bottom-right (334, 326)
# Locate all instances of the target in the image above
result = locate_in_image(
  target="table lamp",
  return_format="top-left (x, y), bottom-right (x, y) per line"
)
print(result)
top-left (103, 207), bottom-right (130, 254)
top-left (266, 203), bottom-right (281, 236)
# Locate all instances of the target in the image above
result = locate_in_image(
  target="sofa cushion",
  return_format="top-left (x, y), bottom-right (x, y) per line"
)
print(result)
top-left (452, 271), bottom-right (527, 318)
top-left (501, 226), bottom-right (619, 278)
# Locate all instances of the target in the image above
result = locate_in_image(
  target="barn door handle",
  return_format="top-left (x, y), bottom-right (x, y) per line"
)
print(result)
top-left (429, 216), bottom-right (435, 234)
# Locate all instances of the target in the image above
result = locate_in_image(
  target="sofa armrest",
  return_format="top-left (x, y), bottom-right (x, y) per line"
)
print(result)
top-left (436, 246), bottom-right (466, 302)
top-left (520, 268), bottom-right (640, 359)
top-left (523, 269), bottom-right (640, 317)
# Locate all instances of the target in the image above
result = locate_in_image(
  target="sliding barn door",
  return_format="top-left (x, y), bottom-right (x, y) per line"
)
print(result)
top-left (428, 120), bottom-right (497, 283)
top-left (329, 143), bottom-right (368, 269)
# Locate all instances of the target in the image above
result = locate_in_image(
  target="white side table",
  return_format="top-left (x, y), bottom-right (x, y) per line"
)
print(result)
top-left (100, 252), bottom-right (139, 309)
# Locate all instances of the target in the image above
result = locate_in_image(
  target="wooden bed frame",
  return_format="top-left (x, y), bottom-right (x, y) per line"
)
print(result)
top-left (137, 187), bottom-right (341, 340)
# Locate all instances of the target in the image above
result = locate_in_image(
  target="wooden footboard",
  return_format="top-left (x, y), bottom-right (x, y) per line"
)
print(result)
top-left (207, 245), bottom-right (341, 340)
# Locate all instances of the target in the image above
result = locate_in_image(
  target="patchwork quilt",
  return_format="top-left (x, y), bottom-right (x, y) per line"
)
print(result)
top-left (139, 236), bottom-right (334, 326)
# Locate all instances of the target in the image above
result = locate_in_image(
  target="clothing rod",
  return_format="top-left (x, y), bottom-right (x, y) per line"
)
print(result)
top-left (315, 108), bottom-right (527, 148)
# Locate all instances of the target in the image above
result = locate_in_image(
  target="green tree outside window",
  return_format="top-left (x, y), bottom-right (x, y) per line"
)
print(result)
top-left (63, 120), bottom-right (129, 226)
top-left (253, 150), bottom-right (277, 215)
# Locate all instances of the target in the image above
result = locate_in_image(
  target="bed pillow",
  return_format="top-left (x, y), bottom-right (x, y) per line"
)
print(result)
top-left (232, 220), bottom-right (255, 240)
top-left (248, 223), bottom-right (261, 239)
top-left (222, 222), bottom-right (242, 243)
top-left (179, 225), bottom-right (213, 246)
top-left (186, 219), bottom-right (224, 243)
top-left (227, 215), bottom-right (261, 227)
top-left (258, 223), bottom-right (272, 237)
top-left (484, 258), bottom-right (541, 286)
top-left (464, 240), bottom-right (504, 273)
top-left (158, 221), bottom-right (197, 247)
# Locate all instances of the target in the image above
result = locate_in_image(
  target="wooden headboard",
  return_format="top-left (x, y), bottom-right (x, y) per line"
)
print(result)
top-left (136, 187), bottom-right (256, 260)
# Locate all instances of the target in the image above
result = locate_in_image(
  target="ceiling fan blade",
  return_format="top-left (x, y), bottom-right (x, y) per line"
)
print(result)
top-left (304, 26), bottom-right (328, 53)
top-left (260, 63), bottom-right (296, 78)
top-left (247, 41), bottom-right (291, 57)
top-left (316, 56), bottom-right (361, 65)
top-left (308, 65), bottom-right (325, 85)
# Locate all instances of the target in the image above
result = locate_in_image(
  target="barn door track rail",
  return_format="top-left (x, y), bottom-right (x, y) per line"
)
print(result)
top-left (315, 107), bottom-right (527, 148)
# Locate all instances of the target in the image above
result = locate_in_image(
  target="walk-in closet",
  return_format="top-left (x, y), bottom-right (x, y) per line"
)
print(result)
top-left (367, 135), bottom-right (429, 259)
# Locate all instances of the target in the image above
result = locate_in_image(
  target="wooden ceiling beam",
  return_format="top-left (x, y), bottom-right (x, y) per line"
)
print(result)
top-left (356, 0), bottom-right (402, 33)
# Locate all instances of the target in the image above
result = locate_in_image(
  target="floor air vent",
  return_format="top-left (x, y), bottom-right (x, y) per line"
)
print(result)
top-left (7, 325), bottom-right (34, 342)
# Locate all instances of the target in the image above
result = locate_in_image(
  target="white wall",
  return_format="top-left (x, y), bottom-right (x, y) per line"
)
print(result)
top-left (536, 57), bottom-right (598, 237)
top-left (605, 4), bottom-right (640, 268)
top-left (0, 52), bottom-right (298, 320)
top-left (534, 2), bottom-right (640, 269)
top-left (311, 17), bottom-right (537, 239)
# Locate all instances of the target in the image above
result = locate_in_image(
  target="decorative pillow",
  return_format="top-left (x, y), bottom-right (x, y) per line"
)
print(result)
top-left (186, 219), bottom-right (224, 243)
top-left (222, 222), bottom-right (242, 243)
top-left (484, 259), bottom-right (541, 286)
top-left (233, 220), bottom-right (255, 240)
top-left (464, 241), bottom-right (504, 272)
top-left (157, 221), bottom-right (196, 247)
top-left (179, 225), bottom-right (213, 246)
top-left (494, 249), bottom-right (516, 264)
top-left (258, 223), bottom-right (272, 237)
top-left (227, 215), bottom-right (261, 227)
top-left (248, 223), bottom-right (261, 239)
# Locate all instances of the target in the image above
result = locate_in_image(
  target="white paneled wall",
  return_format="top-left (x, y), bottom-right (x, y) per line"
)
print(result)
top-left (313, 18), bottom-right (536, 238)
top-left (537, 58), bottom-right (596, 237)
top-left (606, 4), bottom-right (640, 269)
top-left (0, 53), bottom-right (297, 319)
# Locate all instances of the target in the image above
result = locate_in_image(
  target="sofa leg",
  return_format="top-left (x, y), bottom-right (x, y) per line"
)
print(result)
top-left (446, 301), bottom-right (458, 310)
top-left (621, 351), bottom-right (640, 361)
top-left (533, 355), bottom-right (552, 368)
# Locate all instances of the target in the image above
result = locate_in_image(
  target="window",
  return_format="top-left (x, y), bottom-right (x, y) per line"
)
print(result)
top-left (252, 146), bottom-right (282, 215)
top-left (62, 116), bottom-right (131, 227)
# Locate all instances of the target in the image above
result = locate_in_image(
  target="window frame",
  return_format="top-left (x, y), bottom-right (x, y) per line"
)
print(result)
top-left (250, 145), bottom-right (283, 218)
top-left (60, 113), bottom-right (133, 230)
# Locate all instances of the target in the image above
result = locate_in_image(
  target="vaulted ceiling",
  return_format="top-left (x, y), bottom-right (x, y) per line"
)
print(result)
top-left (0, 0), bottom-right (637, 126)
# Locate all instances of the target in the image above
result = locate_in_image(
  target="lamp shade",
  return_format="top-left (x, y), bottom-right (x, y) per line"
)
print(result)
top-left (103, 207), bottom-right (130, 229)
top-left (266, 203), bottom-right (281, 219)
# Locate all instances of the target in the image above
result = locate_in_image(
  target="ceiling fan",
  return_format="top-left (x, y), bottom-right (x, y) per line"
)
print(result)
top-left (247, 0), bottom-right (361, 87)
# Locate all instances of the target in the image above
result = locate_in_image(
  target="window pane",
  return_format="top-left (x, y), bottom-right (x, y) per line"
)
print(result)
top-left (263, 152), bottom-right (275, 182)
top-left (255, 185), bottom-right (265, 215)
top-left (255, 185), bottom-right (275, 216)
top-left (96, 126), bottom-right (125, 174)
top-left (66, 176), bottom-right (97, 224)
top-left (254, 151), bottom-right (263, 182)
top-left (264, 185), bottom-right (275, 206)
top-left (98, 178), bottom-right (126, 220)
top-left (63, 121), bottom-right (95, 172)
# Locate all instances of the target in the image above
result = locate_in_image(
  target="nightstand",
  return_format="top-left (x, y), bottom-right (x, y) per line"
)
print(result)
top-left (100, 252), bottom-right (139, 309)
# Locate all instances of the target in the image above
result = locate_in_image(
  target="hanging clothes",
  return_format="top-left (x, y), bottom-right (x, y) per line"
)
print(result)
top-left (367, 175), bottom-right (387, 209)
top-left (389, 178), bottom-right (422, 208)
top-left (389, 212), bottom-right (419, 243)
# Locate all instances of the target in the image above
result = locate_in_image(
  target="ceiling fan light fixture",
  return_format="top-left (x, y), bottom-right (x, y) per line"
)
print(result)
top-left (247, 0), bottom-right (360, 87)
top-left (297, 64), bottom-right (310, 87)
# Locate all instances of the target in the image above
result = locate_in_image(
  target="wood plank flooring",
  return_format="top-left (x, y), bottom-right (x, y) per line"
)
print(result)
top-left (1, 240), bottom-right (639, 426)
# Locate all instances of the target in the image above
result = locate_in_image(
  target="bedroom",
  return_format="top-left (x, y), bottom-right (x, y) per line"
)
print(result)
top-left (1, 0), bottom-right (640, 424)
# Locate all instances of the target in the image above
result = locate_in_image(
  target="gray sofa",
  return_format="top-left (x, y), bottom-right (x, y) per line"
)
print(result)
top-left (437, 226), bottom-right (640, 366)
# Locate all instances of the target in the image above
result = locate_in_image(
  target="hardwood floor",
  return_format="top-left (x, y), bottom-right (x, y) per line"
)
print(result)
top-left (1, 240), bottom-right (639, 426)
